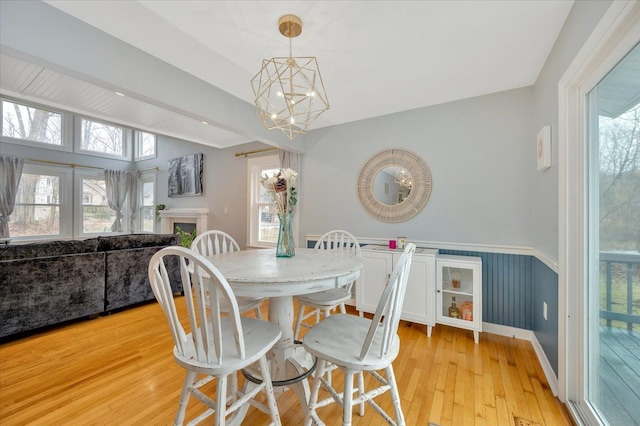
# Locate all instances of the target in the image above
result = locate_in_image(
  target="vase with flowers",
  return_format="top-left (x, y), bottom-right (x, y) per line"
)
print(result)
top-left (260, 168), bottom-right (297, 257)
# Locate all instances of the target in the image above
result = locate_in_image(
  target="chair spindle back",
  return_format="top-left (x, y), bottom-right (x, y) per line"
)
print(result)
top-left (191, 230), bottom-right (240, 257)
top-left (359, 243), bottom-right (415, 361)
top-left (149, 246), bottom-right (245, 365)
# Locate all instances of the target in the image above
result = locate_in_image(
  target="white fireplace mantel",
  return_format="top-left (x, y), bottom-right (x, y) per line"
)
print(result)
top-left (159, 208), bottom-right (209, 235)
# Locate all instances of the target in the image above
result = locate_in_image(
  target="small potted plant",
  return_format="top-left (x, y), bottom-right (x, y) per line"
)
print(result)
top-left (155, 204), bottom-right (166, 222)
top-left (175, 226), bottom-right (197, 248)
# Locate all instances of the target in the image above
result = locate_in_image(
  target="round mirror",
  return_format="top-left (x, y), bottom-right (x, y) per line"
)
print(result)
top-left (357, 149), bottom-right (432, 222)
top-left (372, 166), bottom-right (412, 206)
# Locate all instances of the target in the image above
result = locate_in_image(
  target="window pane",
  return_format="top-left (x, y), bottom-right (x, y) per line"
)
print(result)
top-left (2, 100), bottom-right (62, 145)
top-left (136, 131), bottom-right (156, 158)
top-left (260, 168), bottom-right (280, 203)
top-left (258, 204), bottom-right (278, 243)
top-left (9, 173), bottom-right (61, 237)
top-left (82, 178), bottom-right (115, 233)
top-left (142, 181), bottom-right (154, 206)
top-left (140, 180), bottom-right (154, 232)
top-left (80, 119), bottom-right (124, 156)
top-left (587, 41), bottom-right (640, 426)
top-left (140, 206), bottom-right (154, 232)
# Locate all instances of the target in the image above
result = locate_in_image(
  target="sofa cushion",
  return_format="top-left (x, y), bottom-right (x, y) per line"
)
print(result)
top-left (97, 234), bottom-right (177, 251)
top-left (0, 239), bottom-right (100, 261)
top-left (0, 252), bottom-right (106, 338)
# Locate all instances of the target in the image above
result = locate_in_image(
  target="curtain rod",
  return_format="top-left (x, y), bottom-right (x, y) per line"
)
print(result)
top-left (234, 147), bottom-right (278, 158)
top-left (26, 158), bottom-right (159, 173)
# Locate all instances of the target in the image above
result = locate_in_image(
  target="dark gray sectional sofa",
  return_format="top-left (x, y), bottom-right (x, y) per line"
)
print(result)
top-left (0, 234), bottom-right (182, 339)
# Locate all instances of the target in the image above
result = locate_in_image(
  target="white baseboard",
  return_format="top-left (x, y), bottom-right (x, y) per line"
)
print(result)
top-left (483, 322), bottom-right (559, 396)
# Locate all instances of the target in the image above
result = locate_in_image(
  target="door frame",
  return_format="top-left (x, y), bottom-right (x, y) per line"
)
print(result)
top-left (558, 1), bottom-right (640, 423)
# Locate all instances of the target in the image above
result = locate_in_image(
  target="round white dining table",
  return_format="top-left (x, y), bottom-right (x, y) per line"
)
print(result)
top-left (207, 247), bottom-right (362, 412)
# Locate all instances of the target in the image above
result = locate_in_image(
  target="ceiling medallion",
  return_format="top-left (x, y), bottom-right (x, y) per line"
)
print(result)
top-left (251, 14), bottom-right (330, 140)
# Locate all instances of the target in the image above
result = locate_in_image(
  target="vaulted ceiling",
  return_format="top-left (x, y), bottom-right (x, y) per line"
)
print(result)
top-left (1, 1), bottom-right (575, 150)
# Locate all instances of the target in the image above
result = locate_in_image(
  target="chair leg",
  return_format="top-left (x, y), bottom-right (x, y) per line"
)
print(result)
top-left (306, 359), bottom-right (328, 426)
top-left (339, 302), bottom-right (347, 314)
top-left (215, 375), bottom-right (228, 426)
top-left (343, 371), bottom-right (354, 426)
top-left (259, 355), bottom-right (282, 426)
top-left (294, 303), bottom-right (306, 340)
top-left (356, 371), bottom-right (365, 417)
top-left (386, 365), bottom-right (406, 426)
top-left (175, 370), bottom-right (197, 426)
top-left (227, 371), bottom-right (238, 405)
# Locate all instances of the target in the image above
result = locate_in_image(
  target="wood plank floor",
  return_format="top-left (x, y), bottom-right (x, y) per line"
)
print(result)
top-left (0, 299), bottom-right (574, 425)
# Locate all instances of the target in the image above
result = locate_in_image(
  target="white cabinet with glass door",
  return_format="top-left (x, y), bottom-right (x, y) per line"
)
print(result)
top-left (436, 255), bottom-right (482, 343)
top-left (356, 246), bottom-right (437, 335)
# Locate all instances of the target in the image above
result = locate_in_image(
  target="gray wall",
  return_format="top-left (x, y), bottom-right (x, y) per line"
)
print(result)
top-left (301, 87), bottom-right (534, 247)
top-left (531, 0), bottom-right (613, 262)
top-left (0, 131), bottom-right (269, 249)
top-left (136, 138), bottom-right (269, 249)
top-left (528, 0), bottom-right (612, 376)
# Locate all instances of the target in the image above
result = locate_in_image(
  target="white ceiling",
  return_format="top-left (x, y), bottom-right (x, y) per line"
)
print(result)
top-left (2, 1), bottom-right (576, 149)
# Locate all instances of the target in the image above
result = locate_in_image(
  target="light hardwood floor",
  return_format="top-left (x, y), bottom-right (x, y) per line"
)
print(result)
top-left (0, 299), bottom-right (573, 425)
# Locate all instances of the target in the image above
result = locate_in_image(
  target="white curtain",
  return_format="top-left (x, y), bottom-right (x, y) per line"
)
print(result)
top-left (104, 169), bottom-right (135, 232)
top-left (0, 156), bottom-right (24, 238)
top-left (126, 171), bottom-right (138, 233)
top-left (279, 149), bottom-right (300, 173)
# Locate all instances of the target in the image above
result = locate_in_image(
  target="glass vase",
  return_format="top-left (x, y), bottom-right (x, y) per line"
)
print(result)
top-left (276, 212), bottom-right (295, 258)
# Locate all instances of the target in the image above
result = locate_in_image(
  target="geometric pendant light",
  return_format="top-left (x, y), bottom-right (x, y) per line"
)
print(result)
top-left (251, 14), bottom-right (330, 140)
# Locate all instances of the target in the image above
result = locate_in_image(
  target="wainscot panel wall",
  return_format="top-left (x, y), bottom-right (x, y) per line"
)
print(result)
top-left (439, 250), bottom-right (533, 330)
top-left (532, 258), bottom-right (559, 375)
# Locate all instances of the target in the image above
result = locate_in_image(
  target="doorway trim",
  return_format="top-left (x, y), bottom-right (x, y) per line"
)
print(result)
top-left (558, 0), bottom-right (640, 422)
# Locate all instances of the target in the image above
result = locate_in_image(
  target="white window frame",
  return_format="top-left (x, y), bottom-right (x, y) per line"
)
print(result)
top-left (74, 168), bottom-right (127, 237)
top-left (10, 163), bottom-right (73, 242)
top-left (247, 154), bottom-right (282, 248)
top-left (134, 130), bottom-right (157, 161)
top-left (0, 97), bottom-right (72, 152)
top-left (138, 171), bottom-right (156, 233)
top-left (75, 116), bottom-right (132, 160)
top-left (559, 2), bottom-right (640, 423)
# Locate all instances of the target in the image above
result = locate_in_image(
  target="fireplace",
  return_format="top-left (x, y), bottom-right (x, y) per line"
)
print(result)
top-left (159, 208), bottom-right (209, 236)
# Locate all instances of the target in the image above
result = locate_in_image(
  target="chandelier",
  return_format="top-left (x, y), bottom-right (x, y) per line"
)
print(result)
top-left (251, 14), bottom-right (330, 140)
top-left (395, 168), bottom-right (412, 189)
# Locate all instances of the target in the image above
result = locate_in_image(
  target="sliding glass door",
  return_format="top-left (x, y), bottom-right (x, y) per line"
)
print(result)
top-left (586, 41), bottom-right (640, 425)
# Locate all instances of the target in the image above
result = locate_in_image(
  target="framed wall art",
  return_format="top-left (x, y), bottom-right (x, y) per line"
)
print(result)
top-left (537, 125), bottom-right (551, 171)
top-left (168, 153), bottom-right (204, 197)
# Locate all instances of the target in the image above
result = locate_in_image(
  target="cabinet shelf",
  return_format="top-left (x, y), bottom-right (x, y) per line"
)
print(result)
top-left (441, 288), bottom-right (473, 297)
top-left (436, 255), bottom-right (482, 343)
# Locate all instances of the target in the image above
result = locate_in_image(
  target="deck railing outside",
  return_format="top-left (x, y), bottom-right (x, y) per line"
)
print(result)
top-left (600, 251), bottom-right (640, 331)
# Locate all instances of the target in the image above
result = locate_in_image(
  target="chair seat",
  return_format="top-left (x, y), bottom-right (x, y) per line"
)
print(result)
top-left (230, 296), bottom-right (267, 313)
top-left (296, 288), bottom-right (351, 307)
top-left (174, 316), bottom-right (281, 375)
top-left (303, 314), bottom-right (400, 372)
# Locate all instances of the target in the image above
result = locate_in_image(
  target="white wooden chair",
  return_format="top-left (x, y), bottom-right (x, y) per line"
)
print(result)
top-left (294, 230), bottom-right (362, 340)
top-left (302, 243), bottom-right (416, 426)
top-left (148, 246), bottom-right (282, 426)
top-left (191, 230), bottom-right (266, 319)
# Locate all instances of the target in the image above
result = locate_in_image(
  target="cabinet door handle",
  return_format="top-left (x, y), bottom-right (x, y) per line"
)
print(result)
top-left (437, 289), bottom-right (440, 293)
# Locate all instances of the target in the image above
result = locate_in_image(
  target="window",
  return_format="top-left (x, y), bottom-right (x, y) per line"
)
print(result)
top-left (75, 170), bottom-right (117, 236)
top-left (77, 117), bottom-right (129, 159)
top-left (583, 45), bottom-right (640, 426)
top-left (247, 155), bottom-right (280, 247)
top-left (138, 174), bottom-right (156, 233)
top-left (135, 130), bottom-right (156, 160)
top-left (1, 99), bottom-right (66, 148)
top-left (9, 165), bottom-right (72, 240)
